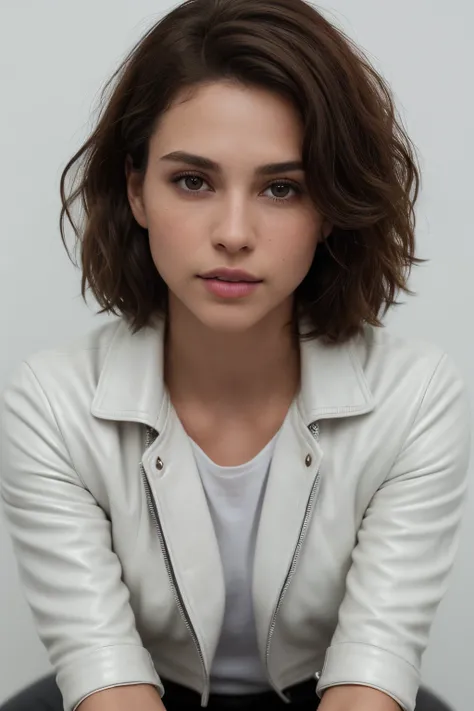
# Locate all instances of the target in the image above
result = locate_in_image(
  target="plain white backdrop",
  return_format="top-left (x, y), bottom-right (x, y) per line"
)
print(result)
top-left (0, 1), bottom-right (472, 708)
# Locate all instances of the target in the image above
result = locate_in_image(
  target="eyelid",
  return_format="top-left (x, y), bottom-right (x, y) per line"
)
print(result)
top-left (170, 170), bottom-right (304, 190)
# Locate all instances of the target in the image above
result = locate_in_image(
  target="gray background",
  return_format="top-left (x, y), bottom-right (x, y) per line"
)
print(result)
top-left (0, 1), bottom-right (472, 708)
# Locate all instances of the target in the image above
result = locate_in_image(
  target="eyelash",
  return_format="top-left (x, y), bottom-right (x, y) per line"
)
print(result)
top-left (170, 171), bottom-right (304, 203)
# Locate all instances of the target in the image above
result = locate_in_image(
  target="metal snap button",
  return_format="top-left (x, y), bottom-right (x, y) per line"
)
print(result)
top-left (305, 454), bottom-right (312, 467)
top-left (155, 457), bottom-right (164, 471)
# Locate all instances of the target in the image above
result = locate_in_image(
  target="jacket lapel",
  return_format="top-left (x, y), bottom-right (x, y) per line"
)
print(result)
top-left (92, 317), bottom-right (225, 673)
top-left (253, 328), bottom-right (375, 668)
top-left (253, 399), bottom-right (323, 664)
top-left (142, 398), bottom-right (225, 674)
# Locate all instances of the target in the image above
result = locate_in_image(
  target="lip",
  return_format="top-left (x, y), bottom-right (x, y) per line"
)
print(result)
top-left (200, 278), bottom-right (261, 300)
top-left (198, 268), bottom-right (262, 283)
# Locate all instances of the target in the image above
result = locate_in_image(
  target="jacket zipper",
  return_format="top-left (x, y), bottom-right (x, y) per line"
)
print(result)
top-left (265, 421), bottom-right (321, 700)
top-left (142, 421), bottom-right (320, 705)
top-left (141, 426), bottom-right (210, 705)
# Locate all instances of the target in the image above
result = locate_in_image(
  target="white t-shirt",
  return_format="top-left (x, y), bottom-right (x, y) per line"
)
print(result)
top-left (190, 429), bottom-right (281, 694)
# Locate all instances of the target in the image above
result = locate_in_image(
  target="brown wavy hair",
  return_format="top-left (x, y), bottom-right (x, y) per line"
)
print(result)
top-left (60, 0), bottom-right (422, 343)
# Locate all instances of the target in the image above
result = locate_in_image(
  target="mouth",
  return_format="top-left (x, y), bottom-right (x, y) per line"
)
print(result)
top-left (200, 276), bottom-right (260, 283)
top-left (198, 269), bottom-right (262, 283)
top-left (198, 274), bottom-right (262, 299)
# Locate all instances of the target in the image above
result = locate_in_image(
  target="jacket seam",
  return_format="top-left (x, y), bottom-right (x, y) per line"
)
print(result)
top-left (23, 361), bottom-right (87, 489)
top-left (415, 352), bottom-right (447, 418)
top-left (326, 640), bottom-right (418, 672)
top-left (376, 351), bottom-right (447, 489)
top-left (401, 351), bottom-right (446, 443)
top-left (347, 342), bottom-right (374, 404)
top-left (60, 642), bottom-right (151, 665)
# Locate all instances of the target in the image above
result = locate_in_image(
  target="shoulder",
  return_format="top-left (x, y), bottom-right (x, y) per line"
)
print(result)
top-left (359, 324), bottom-right (444, 369)
top-left (355, 327), bottom-right (469, 446)
top-left (358, 325), bottom-right (466, 395)
top-left (1, 319), bottom-right (124, 408)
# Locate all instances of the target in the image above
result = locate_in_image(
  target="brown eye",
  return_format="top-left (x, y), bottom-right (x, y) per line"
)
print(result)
top-left (171, 172), bottom-right (210, 194)
top-left (183, 176), bottom-right (205, 191)
top-left (271, 183), bottom-right (292, 199)
top-left (264, 181), bottom-right (303, 202)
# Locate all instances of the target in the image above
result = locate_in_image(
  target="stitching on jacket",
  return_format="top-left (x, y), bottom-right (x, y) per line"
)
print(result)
top-left (397, 351), bottom-right (446, 453)
top-left (23, 361), bottom-right (87, 489)
top-left (376, 351), bottom-right (447, 490)
top-left (327, 641), bottom-right (419, 672)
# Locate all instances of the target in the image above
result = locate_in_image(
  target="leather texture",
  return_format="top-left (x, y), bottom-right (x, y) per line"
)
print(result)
top-left (0, 317), bottom-right (470, 711)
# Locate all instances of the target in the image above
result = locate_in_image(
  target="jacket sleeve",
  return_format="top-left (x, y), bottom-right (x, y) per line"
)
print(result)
top-left (0, 361), bottom-right (164, 711)
top-left (317, 353), bottom-right (471, 711)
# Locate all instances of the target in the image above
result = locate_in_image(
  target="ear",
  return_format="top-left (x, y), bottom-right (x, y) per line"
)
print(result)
top-left (125, 155), bottom-right (148, 229)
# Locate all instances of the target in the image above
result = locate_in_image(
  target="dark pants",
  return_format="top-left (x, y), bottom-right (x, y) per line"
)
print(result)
top-left (0, 674), bottom-right (453, 711)
top-left (0, 676), bottom-right (316, 711)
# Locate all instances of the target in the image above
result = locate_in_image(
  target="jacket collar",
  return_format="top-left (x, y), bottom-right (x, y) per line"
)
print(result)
top-left (297, 321), bottom-right (375, 423)
top-left (91, 316), bottom-right (375, 428)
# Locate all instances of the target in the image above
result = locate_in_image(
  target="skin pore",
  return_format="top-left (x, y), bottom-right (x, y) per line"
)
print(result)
top-left (126, 80), bottom-right (332, 465)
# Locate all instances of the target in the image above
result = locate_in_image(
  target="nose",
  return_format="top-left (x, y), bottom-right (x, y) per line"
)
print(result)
top-left (210, 195), bottom-right (257, 253)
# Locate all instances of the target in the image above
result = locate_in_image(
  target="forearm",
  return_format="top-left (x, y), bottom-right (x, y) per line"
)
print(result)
top-left (318, 685), bottom-right (401, 711)
top-left (77, 684), bottom-right (166, 711)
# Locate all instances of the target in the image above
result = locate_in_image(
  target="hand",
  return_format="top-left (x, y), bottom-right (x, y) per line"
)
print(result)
top-left (77, 684), bottom-right (166, 711)
top-left (318, 685), bottom-right (401, 711)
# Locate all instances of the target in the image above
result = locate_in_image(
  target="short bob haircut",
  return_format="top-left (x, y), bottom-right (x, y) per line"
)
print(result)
top-left (60, 0), bottom-right (421, 343)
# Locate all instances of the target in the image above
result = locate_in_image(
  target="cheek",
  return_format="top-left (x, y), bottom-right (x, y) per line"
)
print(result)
top-left (145, 185), bottom-right (204, 241)
top-left (148, 227), bottom-right (182, 280)
top-left (143, 176), bottom-right (201, 230)
top-left (271, 218), bottom-right (320, 275)
top-left (146, 205), bottom-right (204, 282)
top-left (145, 199), bottom-right (189, 253)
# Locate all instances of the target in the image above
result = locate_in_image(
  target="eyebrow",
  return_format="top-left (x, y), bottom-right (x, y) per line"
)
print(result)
top-left (160, 151), bottom-right (304, 176)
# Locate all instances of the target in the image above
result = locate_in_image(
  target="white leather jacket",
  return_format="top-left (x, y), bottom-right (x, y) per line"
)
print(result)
top-left (0, 317), bottom-right (470, 711)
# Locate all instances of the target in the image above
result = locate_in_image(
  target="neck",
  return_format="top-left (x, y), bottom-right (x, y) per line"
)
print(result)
top-left (164, 300), bottom-right (301, 415)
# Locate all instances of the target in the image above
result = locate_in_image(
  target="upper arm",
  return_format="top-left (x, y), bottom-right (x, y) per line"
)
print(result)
top-left (0, 361), bottom-right (162, 711)
top-left (318, 353), bottom-right (471, 711)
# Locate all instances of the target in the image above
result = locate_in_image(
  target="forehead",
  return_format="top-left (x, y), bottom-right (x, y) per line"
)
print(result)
top-left (149, 81), bottom-right (304, 164)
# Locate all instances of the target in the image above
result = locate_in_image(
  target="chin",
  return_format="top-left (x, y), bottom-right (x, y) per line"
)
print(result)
top-left (191, 307), bottom-right (269, 334)
top-left (168, 289), bottom-right (290, 334)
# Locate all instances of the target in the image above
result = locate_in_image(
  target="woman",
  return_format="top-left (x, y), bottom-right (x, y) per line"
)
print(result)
top-left (0, 1), bottom-right (470, 711)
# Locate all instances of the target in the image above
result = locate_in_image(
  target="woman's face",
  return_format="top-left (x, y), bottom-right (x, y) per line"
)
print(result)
top-left (126, 80), bottom-right (332, 334)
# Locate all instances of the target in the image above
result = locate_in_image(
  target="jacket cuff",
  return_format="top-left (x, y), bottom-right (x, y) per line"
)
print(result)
top-left (56, 644), bottom-right (164, 711)
top-left (317, 642), bottom-right (420, 711)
